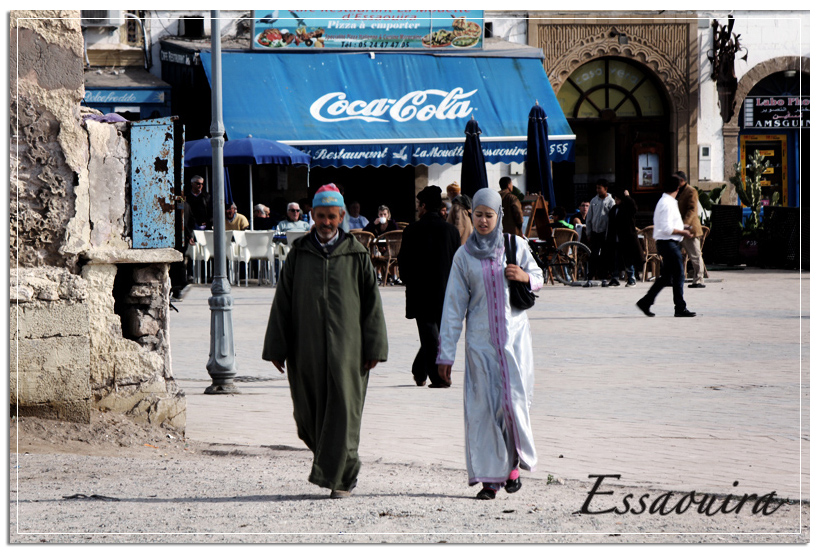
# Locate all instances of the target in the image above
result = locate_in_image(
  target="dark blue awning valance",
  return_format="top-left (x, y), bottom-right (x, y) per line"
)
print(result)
top-left (200, 51), bottom-right (575, 168)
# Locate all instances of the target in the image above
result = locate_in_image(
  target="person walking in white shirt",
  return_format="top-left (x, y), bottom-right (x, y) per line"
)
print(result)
top-left (636, 175), bottom-right (696, 318)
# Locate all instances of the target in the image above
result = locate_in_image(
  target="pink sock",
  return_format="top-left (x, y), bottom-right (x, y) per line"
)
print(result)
top-left (508, 468), bottom-right (519, 480)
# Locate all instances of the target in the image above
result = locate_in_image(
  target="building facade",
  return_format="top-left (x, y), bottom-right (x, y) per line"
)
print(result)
top-left (79, 10), bottom-right (808, 245)
top-left (525, 10), bottom-right (808, 221)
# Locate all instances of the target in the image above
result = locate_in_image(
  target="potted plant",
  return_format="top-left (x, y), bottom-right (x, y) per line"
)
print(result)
top-left (729, 150), bottom-right (771, 265)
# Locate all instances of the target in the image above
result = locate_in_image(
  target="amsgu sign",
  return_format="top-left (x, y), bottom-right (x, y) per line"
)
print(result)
top-left (744, 96), bottom-right (810, 128)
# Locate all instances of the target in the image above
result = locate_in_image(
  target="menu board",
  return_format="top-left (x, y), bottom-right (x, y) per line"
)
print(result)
top-left (252, 10), bottom-right (484, 51)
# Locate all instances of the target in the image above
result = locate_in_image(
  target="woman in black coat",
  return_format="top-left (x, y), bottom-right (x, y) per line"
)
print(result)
top-left (606, 187), bottom-right (643, 286)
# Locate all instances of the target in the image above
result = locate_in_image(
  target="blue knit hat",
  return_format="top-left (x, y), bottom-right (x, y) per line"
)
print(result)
top-left (312, 183), bottom-right (345, 208)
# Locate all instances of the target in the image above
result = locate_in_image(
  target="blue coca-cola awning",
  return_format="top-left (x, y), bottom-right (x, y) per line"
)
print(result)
top-left (199, 51), bottom-right (574, 168)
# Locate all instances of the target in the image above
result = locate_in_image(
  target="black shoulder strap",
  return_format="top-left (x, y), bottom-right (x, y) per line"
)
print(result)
top-left (504, 233), bottom-right (517, 264)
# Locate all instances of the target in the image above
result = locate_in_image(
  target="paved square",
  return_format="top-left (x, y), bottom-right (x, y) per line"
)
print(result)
top-left (170, 268), bottom-right (809, 500)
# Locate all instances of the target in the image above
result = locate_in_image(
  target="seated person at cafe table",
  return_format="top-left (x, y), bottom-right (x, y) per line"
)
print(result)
top-left (225, 203), bottom-right (250, 231)
top-left (364, 205), bottom-right (400, 284)
top-left (347, 201), bottom-right (369, 230)
top-left (253, 203), bottom-right (275, 230)
top-left (276, 202), bottom-right (311, 233)
top-left (550, 207), bottom-right (575, 230)
top-left (363, 205), bottom-right (399, 237)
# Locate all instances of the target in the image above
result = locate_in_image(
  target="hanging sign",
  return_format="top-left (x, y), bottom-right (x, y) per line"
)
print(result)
top-left (251, 10), bottom-right (484, 51)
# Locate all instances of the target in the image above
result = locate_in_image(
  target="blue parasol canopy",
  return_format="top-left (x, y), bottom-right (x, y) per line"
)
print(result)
top-left (525, 102), bottom-right (556, 208)
top-left (460, 118), bottom-right (489, 199)
top-left (183, 136), bottom-right (310, 167)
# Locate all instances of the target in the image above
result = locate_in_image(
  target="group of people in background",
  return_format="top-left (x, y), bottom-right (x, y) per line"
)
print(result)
top-left (546, 170), bottom-right (705, 297)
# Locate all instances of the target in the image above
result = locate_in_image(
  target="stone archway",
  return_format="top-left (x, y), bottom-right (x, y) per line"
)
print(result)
top-left (547, 29), bottom-right (688, 114)
top-left (532, 17), bottom-right (699, 180)
top-left (720, 56), bottom-right (810, 182)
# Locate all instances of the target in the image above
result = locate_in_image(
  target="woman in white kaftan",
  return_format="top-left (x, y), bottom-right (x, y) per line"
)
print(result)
top-left (437, 189), bottom-right (544, 500)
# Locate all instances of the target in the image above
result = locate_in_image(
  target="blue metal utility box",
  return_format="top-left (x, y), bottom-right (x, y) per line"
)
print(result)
top-left (131, 117), bottom-right (176, 248)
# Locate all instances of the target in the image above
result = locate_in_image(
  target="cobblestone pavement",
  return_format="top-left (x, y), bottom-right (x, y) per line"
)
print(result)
top-left (169, 268), bottom-right (809, 501)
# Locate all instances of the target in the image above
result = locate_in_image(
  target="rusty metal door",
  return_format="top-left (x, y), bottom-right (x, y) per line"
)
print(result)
top-left (131, 117), bottom-right (176, 248)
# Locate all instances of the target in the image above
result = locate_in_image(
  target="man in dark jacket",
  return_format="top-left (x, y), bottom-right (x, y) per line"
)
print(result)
top-left (606, 187), bottom-right (642, 287)
top-left (499, 176), bottom-right (524, 237)
top-left (397, 186), bottom-right (461, 388)
top-left (187, 175), bottom-right (212, 229)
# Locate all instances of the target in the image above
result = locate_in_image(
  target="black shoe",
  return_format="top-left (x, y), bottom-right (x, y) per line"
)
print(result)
top-left (600, 280), bottom-right (609, 287)
top-left (625, 279), bottom-right (637, 287)
top-left (675, 309), bottom-right (697, 317)
top-left (688, 283), bottom-right (706, 289)
top-left (428, 382), bottom-right (451, 389)
top-left (505, 478), bottom-right (522, 494)
top-left (608, 279), bottom-right (620, 287)
top-left (636, 300), bottom-right (655, 317)
top-left (415, 379), bottom-right (426, 387)
top-left (476, 487), bottom-right (496, 500)
top-left (583, 281), bottom-right (594, 288)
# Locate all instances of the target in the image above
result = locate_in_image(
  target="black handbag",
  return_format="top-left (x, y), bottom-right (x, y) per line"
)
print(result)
top-left (504, 233), bottom-right (537, 310)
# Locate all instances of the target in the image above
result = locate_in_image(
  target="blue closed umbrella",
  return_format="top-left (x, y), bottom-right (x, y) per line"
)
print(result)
top-left (460, 118), bottom-right (489, 199)
top-left (184, 136), bottom-right (311, 229)
top-left (526, 102), bottom-right (556, 208)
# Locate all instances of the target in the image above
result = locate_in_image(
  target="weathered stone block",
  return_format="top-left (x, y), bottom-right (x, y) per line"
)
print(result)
top-left (10, 335), bottom-right (91, 404)
top-left (10, 284), bottom-right (34, 303)
top-left (15, 400), bottom-right (91, 424)
top-left (118, 391), bottom-right (186, 431)
top-left (126, 308), bottom-right (160, 338)
top-left (133, 266), bottom-right (163, 283)
top-left (14, 302), bottom-right (89, 340)
top-left (130, 284), bottom-right (154, 298)
top-left (10, 268), bottom-right (88, 303)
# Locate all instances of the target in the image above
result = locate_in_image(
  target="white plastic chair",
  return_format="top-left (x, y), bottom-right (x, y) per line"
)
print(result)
top-left (244, 230), bottom-right (274, 285)
top-left (194, 230), bottom-right (215, 283)
top-left (267, 237), bottom-right (279, 286)
top-left (286, 230), bottom-right (307, 246)
top-left (227, 230), bottom-right (251, 286)
top-left (186, 234), bottom-right (203, 283)
top-left (274, 231), bottom-right (308, 285)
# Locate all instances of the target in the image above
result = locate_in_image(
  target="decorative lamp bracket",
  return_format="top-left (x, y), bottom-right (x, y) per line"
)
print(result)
top-left (706, 15), bottom-right (748, 123)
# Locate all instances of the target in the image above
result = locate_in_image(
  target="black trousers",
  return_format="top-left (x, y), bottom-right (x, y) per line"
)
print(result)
top-left (640, 239), bottom-right (687, 312)
top-left (588, 231), bottom-right (613, 281)
top-left (413, 319), bottom-right (447, 386)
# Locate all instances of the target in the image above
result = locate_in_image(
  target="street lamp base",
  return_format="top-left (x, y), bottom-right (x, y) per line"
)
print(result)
top-left (204, 383), bottom-right (241, 395)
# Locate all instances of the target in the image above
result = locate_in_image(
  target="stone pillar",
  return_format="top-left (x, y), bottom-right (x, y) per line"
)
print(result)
top-left (722, 124), bottom-right (741, 205)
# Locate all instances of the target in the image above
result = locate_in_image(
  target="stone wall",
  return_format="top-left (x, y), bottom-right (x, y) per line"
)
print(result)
top-left (10, 11), bottom-right (186, 431)
top-left (10, 268), bottom-right (91, 422)
top-left (10, 11), bottom-right (89, 272)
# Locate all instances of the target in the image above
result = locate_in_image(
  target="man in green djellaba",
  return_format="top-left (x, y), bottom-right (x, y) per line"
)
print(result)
top-left (263, 183), bottom-right (388, 499)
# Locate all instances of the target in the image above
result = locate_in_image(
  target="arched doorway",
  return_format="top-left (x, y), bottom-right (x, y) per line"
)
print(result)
top-left (555, 57), bottom-right (670, 218)
top-left (737, 70), bottom-right (808, 209)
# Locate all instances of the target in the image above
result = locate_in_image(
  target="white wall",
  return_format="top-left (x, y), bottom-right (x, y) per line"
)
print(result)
top-left (485, 12), bottom-right (528, 44)
top-left (696, 11), bottom-right (809, 182)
